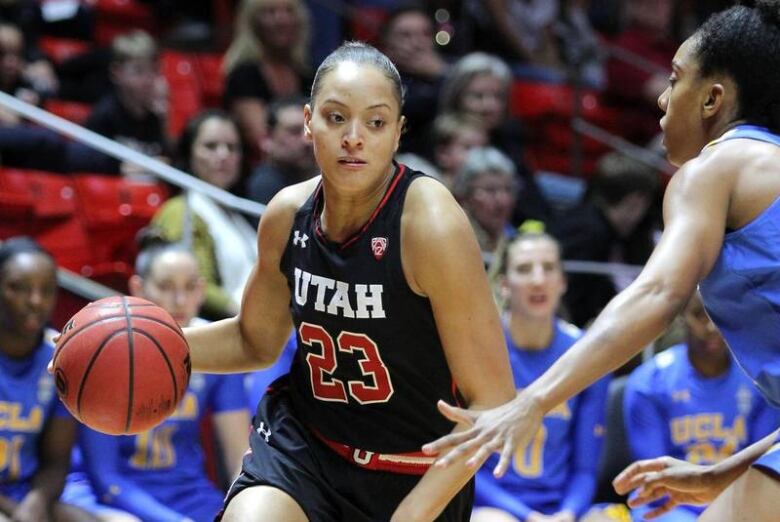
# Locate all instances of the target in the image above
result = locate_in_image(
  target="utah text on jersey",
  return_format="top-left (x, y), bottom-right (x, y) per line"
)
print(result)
top-left (294, 268), bottom-right (386, 319)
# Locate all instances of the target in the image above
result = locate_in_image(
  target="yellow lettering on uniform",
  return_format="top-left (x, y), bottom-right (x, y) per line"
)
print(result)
top-left (546, 401), bottom-right (571, 420)
top-left (712, 414), bottom-right (728, 439)
top-left (694, 414), bottom-right (714, 440)
top-left (14, 407), bottom-right (42, 431)
top-left (169, 393), bottom-right (198, 420)
top-left (733, 416), bottom-right (746, 444)
top-left (0, 402), bottom-right (43, 432)
top-left (671, 417), bottom-right (690, 445)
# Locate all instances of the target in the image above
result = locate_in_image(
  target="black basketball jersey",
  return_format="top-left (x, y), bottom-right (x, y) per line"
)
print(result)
top-left (279, 164), bottom-right (460, 454)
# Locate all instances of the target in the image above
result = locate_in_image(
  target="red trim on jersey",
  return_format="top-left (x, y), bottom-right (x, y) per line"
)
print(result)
top-left (451, 380), bottom-right (465, 408)
top-left (311, 428), bottom-right (434, 475)
top-left (313, 164), bottom-right (407, 249)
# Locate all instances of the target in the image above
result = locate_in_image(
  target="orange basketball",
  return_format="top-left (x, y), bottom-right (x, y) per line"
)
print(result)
top-left (52, 295), bottom-right (191, 435)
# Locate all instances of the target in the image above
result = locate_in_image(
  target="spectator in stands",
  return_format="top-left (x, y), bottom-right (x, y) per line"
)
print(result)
top-left (0, 22), bottom-right (47, 125)
top-left (605, 0), bottom-right (676, 144)
top-left (462, 0), bottom-right (563, 77)
top-left (151, 110), bottom-right (256, 320)
top-left (223, 0), bottom-right (311, 162)
top-left (0, 237), bottom-right (98, 522)
top-left (246, 96), bottom-right (314, 205)
top-left (453, 146), bottom-right (518, 278)
top-left (472, 232), bottom-right (610, 522)
top-left (379, 2), bottom-right (450, 156)
top-left (550, 151), bottom-right (660, 328)
top-left (431, 112), bottom-right (487, 191)
top-left (63, 241), bottom-right (249, 522)
top-left (623, 292), bottom-right (779, 521)
top-left (86, 30), bottom-right (169, 177)
top-left (439, 52), bottom-right (554, 224)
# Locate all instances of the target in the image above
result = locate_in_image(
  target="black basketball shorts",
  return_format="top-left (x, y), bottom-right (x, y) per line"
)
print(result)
top-left (218, 381), bottom-right (473, 521)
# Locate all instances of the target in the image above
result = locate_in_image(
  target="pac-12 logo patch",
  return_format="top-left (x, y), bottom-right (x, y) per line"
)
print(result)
top-left (371, 237), bottom-right (388, 260)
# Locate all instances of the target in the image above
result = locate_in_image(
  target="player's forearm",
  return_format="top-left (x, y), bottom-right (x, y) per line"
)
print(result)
top-left (710, 429), bottom-right (779, 484)
top-left (527, 278), bottom-right (686, 414)
top-left (391, 436), bottom-right (475, 521)
top-left (29, 463), bottom-right (67, 505)
top-left (184, 317), bottom-right (267, 373)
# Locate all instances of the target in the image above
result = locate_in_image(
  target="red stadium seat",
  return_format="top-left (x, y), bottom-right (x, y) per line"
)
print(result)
top-left (44, 99), bottom-right (93, 125)
top-left (39, 36), bottom-right (90, 65)
top-left (195, 53), bottom-right (224, 108)
top-left (72, 174), bottom-right (169, 268)
top-left (93, 0), bottom-right (158, 46)
top-left (161, 51), bottom-right (204, 138)
top-left (0, 169), bottom-right (103, 273)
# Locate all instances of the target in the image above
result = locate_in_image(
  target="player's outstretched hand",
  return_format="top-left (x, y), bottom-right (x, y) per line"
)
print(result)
top-left (613, 456), bottom-right (727, 519)
top-left (421, 392), bottom-right (543, 477)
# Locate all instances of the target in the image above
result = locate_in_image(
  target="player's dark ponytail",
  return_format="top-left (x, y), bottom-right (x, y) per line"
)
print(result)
top-left (755, 0), bottom-right (780, 27)
top-left (694, 2), bottom-right (780, 132)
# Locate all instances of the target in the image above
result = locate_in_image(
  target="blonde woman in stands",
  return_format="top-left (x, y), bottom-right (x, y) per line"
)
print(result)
top-left (222, 0), bottom-right (312, 161)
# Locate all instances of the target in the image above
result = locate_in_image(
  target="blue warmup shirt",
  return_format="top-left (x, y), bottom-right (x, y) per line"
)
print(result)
top-left (244, 333), bottom-right (296, 412)
top-left (699, 125), bottom-right (780, 407)
top-left (77, 372), bottom-right (246, 522)
top-left (474, 320), bottom-right (610, 519)
top-left (624, 344), bottom-right (779, 521)
top-left (0, 335), bottom-right (69, 502)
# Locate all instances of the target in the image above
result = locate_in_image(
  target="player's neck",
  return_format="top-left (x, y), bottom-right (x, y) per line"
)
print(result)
top-left (0, 331), bottom-right (39, 359)
top-left (319, 169), bottom-right (394, 243)
top-left (507, 313), bottom-right (555, 351)
top-left (688, 349), bottom-right (730, 378)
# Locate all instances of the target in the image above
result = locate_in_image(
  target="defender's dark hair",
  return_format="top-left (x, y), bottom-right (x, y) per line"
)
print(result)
top-left (694, 1), bottom-right (780, 131)
top-left (310, 41), bottom-right (405, 111)
top-left (0, 237), bottom-right (54, 277)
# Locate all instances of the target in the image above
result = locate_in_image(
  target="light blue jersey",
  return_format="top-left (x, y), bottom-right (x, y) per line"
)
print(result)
top-left (474, 320), bottom-right (610, 519)
top-left (64, 372), bottom-right (247, 522)
top-left (699, 125), bottom-right (780, 408)
top-left (0, 335), bottom-right (69, 502)
top-left (624, 344), bottom-right (779, 521)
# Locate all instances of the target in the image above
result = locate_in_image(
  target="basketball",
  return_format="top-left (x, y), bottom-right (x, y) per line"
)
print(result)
top-left (52, 295), bottom-right (191, 435)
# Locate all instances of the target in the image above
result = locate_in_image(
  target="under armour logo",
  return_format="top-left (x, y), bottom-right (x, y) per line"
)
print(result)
top-left (293, 230), bottom-right (309, 248)
top-left (256, 422), bottom-right (272, 442)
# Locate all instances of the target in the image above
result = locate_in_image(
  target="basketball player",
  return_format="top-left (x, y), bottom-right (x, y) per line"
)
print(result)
top-left (623, 292), bottom-right (778, 521)
top-left (182, 41), bottom-right (515, 521)
top-left (0, 238), bottom-right (97, 522)
top-left (424, 3), bottom-right (780, 520)
top-left (63, 242), bottom-right (249, 522)
top-left (471, 233), bottom-right (610, 522)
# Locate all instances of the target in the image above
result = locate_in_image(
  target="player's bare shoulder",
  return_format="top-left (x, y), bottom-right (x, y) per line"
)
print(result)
top-left (401, 174), bottom-right (480, 295)
top-left (258, 176), bottom-right (321, 251)
top-left (402, 175), bottom-right (468, 236)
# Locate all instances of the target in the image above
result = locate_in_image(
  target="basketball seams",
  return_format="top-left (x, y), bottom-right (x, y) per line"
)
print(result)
top-left (135, 329), bottom-right (183, 412)
top-left (122, 296), bottom-right (135, 434)
top-left (75, 329), bottom-right (128, 418)
top-left (56, 295), bottom-right (190, 435)
top-left (53, 315), bottom-right (184, 366)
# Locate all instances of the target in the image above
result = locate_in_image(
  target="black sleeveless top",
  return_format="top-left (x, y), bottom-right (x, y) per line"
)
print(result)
top-left (279, 164), bottom-right (460, 453)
